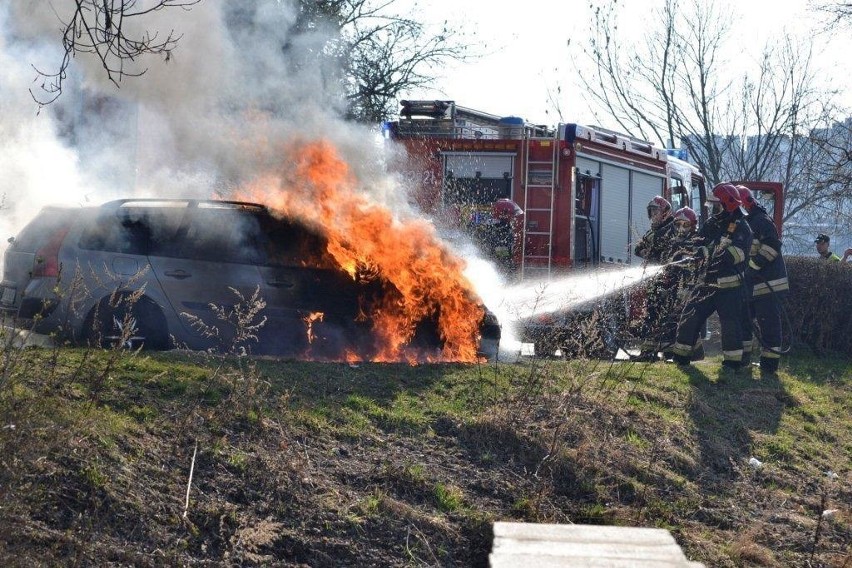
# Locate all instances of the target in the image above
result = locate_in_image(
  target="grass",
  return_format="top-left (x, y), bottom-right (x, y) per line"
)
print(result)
top-left (0, 337), bottom-right (849, 566)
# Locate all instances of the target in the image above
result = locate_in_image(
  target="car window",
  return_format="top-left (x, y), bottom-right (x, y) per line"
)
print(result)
top-left (11, 207), bottom-right (77, 253)
top-left (259, 216), bottom-right (337, 268)
top-left (79, 206), bottom-right (185, 255)
top-left (177, 208), bottom-right (265, 265)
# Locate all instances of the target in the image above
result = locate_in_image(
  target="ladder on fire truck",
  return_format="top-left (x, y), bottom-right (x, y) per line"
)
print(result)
top-left (520, 135), bottom-right (559, 280)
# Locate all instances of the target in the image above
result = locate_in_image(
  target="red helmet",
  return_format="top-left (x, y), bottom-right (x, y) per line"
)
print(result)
top-left (493, 198), bottom-right (523, 220)
top-left (711, 183), bottom-right (743, 213)
top-left (646, 195), bottom-right (672, 219)
top-left (735, 185), bottom-right (756, 210)
top-left (673, 207), bottom-right (697, 234)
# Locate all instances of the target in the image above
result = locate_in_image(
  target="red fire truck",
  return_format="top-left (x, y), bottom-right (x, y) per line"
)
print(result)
top-left (384, 100), bottom-right (784, 280)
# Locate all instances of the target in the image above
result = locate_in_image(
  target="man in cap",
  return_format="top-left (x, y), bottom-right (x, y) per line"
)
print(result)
top-left (814, 234), bottom-right (840, 261)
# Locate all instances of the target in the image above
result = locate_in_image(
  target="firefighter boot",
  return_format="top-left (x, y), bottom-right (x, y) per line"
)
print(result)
top-left (759, 357), bottom-right (779, 376)
top-left (718, 359), bottom-right (743, 382)
top-left (743, 341), bottom-right (752, 367)
top-left (670, 353), bottom-right (691, 366)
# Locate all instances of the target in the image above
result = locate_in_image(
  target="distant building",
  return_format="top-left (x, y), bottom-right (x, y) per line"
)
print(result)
top-left (680, 117), bottom-right (852, 256)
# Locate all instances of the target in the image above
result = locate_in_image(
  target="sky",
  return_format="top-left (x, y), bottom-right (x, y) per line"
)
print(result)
top-left (401, 0), bottom-right (852, 128)
top-left (1, 1), bottom-right (848, 247)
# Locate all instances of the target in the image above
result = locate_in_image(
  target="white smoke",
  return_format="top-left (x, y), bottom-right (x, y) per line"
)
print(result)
top-left (0, 5), bottom-right (87, 247)
top-left (0, 0), bottom-right (494, 332)
top-left (0, 0), bottom-right (413, 240)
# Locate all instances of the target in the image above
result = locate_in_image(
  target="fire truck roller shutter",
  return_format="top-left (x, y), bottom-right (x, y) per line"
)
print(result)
top-left (630, 171), bottom-right (667, 264)
top-left (600, 164), bottom-right (631, 264)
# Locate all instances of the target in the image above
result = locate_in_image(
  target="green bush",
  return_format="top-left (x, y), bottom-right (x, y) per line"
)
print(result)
top-left (784, 256), bottom-right (852, 354)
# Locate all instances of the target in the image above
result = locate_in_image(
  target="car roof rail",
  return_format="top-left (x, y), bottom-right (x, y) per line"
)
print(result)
top-left (98, 198), bottom-right (269, 212)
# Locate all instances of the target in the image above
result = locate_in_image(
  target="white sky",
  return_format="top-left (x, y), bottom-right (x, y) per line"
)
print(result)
top-left (401, 0), bottom-right (852, 128)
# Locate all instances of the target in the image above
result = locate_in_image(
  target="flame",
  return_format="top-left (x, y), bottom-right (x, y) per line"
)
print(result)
top-left (303, 311), bottom-right (324, 344)
top-left (235, 139), bottom-right (485, 363)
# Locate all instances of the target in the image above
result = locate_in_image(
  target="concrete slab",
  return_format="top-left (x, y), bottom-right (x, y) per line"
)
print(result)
top-left (490, 522), bottom-right (705, 568)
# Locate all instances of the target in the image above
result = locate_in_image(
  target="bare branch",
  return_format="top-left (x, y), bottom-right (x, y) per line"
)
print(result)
top-left (30, 0), bottom-right (199, 107)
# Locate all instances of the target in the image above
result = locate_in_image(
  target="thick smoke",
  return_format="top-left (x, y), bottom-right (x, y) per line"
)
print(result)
top-left (0, 0), bottom-right (412, 251)
top-left (0, 5), bottom-right (86, 247)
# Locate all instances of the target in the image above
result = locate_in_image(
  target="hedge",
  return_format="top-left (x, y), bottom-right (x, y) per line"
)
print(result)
top-left (783, 256), bottom-right (852, 355)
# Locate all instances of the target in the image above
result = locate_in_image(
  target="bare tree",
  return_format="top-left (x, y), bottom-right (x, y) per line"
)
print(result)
top-left (31, 0), bottom-right (199, 108)
top-left (811, 0), bottom-right (852, 28)
top-left (579, 0), bottom-right (849, 251)
top-left (31, 1), bottom-right (469, 122)
top-left (296, 0), bottom-right (474, 122)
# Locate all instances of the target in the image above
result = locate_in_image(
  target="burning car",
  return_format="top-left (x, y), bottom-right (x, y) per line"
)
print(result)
top-left (1, 198), bottom-right (500, 362)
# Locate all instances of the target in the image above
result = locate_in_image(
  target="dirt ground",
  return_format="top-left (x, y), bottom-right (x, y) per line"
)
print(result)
top-left (0, 338), bottom-right (848, 567)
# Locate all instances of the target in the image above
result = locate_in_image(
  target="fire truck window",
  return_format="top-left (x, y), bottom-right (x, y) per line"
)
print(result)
top-left (670, 186), bottom-right (687, 210)
top-left (755, 191), bottom-right (776, 218)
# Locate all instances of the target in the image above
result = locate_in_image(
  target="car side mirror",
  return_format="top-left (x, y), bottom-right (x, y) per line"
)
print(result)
top-left (6, 236), bottom-right (14, 244)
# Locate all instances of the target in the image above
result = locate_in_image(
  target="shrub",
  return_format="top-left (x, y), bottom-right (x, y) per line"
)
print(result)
top-left (784, 256), bottom-right (852, 354)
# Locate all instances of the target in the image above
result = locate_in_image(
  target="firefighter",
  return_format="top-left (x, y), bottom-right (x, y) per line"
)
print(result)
top-left (814, 234), bottom-right (840, 261)
top-left (634, 196), bottom-right (676, 262)
top-left (482, 198), bottom-right (522, 274)
top-left (633, 196), bottom-right (678, 361)
top-left (669, 207), bottom-right (701, 263)
top-left (659, 207), bottom-right (704, 360)
top-left (736, 185), bottom-right (788, 375)
top-left (670, 183), bottom-right (753, 371)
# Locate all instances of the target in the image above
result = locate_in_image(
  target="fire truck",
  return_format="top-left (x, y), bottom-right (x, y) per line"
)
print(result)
top-left (384, 100), bottom-right (784, 280)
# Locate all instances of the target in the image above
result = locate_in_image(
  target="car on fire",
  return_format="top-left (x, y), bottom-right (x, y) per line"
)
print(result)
top-left (1, 199), bottom-right (501, 360)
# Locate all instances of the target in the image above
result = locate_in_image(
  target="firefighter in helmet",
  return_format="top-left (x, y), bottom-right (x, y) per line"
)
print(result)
top-left (736, 185), bottom-right (788, 375)
top-left (633, 196), bottom-right (678, 361)
top-left (658, 206), bottom-right (705, 360)
top-left (670, 207), bottom-right (700, 261)
top-left (634, 196), bottom-right (676, 262)
top-left (483, 198), bottom-right (522, 274)
top-left (670, 183), bottom-right (753, 371)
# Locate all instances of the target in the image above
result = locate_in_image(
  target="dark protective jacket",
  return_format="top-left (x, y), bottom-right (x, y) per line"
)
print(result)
top-left (634, 216), bottom-right (676, 264)
top-left (744, 204), bottom-right (788, 296)
top-left (695, 211), bottom-right (753, 289)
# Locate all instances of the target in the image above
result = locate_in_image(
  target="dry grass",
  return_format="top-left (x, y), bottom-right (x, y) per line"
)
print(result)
top-left (0, 285), bottom-right (850, 566)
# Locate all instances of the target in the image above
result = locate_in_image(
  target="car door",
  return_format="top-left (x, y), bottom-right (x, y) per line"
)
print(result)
top-left (256, 215), bottom-right (367, 356)
top-left (148, 204), bottom-right (267, 352)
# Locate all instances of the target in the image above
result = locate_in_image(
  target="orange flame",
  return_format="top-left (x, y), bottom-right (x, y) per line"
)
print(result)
top-left (303, 311), bottom-right (324, 344)
top-left (235, 138), bottom-right (485, 363)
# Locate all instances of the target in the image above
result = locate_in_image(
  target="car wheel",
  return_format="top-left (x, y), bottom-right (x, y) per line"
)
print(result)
top-left (86, 294), bottom-right (169, 350)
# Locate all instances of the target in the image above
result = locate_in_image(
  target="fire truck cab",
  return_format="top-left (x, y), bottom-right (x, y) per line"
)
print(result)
top-left (384, 100), bottom-right (708, 280)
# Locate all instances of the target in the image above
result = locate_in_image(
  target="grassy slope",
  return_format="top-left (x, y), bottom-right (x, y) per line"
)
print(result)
top-left (0, 345), bottom-right (849, 567)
